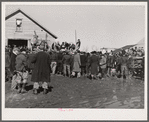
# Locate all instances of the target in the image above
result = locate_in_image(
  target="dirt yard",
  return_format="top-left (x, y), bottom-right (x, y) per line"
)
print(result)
top-left (5, 75), bottom-right (144, 108)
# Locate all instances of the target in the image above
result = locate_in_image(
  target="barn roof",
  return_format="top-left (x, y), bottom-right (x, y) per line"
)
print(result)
top-left (5, 9), bottom-right (58, 39)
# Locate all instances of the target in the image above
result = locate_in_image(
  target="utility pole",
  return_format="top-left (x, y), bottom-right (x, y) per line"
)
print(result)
top-left (75, 30), bottom-right (77, 43)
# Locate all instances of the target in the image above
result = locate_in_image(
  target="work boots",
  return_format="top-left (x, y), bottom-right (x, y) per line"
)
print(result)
top-left (33, 88), bottom-right (38, 95)
top-left (42, 82), bottom-right (48, 94)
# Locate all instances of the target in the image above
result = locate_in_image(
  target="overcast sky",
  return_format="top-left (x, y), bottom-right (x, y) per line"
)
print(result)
top-left (5, 3), bottom-right (145, 51)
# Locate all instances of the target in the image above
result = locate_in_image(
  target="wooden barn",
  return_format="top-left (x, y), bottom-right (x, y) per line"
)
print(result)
top-left (5, 9), bottom-right (57, 48)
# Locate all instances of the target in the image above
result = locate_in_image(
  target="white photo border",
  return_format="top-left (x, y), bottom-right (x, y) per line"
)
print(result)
top-left (2, 2), bottom-right (148, 121)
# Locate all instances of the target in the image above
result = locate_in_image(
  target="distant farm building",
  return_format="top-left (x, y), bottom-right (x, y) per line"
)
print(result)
top-left (5, 9), bottom-right (57, 48)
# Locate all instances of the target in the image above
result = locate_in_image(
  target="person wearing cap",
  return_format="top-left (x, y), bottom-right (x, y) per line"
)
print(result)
top-left (31, 44), bottom-right (51, 94)
top-left (14, 48), bottom-right (28, 93)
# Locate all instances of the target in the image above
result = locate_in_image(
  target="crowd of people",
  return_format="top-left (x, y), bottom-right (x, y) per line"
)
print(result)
top-left (5, 42), bottom-right (145, 95)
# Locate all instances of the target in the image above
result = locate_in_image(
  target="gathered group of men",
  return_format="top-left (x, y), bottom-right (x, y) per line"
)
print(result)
top-left (5, 42), bottom-right (144, 95)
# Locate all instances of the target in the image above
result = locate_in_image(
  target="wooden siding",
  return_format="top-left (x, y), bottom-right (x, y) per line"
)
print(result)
top-left (5, 12), bottom-right (55, 47)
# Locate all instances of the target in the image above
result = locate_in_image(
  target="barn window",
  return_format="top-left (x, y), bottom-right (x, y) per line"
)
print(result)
top-left (16, 19), bottom-right (22, 32)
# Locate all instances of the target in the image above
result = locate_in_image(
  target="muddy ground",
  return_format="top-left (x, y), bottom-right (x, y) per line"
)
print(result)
top-left (5, 75), bottom-right (144, 108)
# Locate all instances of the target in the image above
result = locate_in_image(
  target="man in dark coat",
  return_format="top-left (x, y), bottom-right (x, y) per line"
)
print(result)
top-left (90, 51), bottom-right (100, 80)
top-left (57, 51), bottom-right (63, 75)
top-left (80, 52), bottom-right (87, 76)
top-left (106, 53), bottom-right (115, 76)
top-left (5, 48), bottom-right (11, 82)
top-left (121, 54), bottom-right (128, 79)
top-left (115, 55), bottom-right (122, 71)
top-left (31, 45), bottom-right (51, 94)
top-left (86, 53), bottom-right (91, 77)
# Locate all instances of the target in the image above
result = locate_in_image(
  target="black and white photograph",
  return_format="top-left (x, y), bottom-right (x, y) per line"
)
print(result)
top-left (2, 2), bottom-right (147, 120)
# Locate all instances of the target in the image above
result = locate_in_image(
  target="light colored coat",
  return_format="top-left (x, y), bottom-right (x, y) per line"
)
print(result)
top-left (72, 53), bottom-right (81, 72)
top-left (100, 56), bottom-right (107, 69)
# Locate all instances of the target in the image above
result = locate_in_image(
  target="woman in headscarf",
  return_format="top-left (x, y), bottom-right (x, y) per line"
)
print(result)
top-left (31, 42), bottom-right (51, 94)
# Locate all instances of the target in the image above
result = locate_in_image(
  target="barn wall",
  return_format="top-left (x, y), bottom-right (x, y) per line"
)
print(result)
top-left (5, 12), bottom-right (56, 47)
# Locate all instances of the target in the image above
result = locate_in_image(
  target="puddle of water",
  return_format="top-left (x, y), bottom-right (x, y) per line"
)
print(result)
top-left (102, 95), bottom-right (142, 108)
top-left (6, 92), bottom-right (22, 101)
top-left (130, 96), bottom-right (141, 102)
top-left (106, 101), bottom-right (122, 108)
top-left (94, 100), bottom-right (101, 107)
top-left (79, 102), bottom-right (91, 108)
top-left (21, 98), bottom-right (26, 101)
top-left (79, 100), bottom-right (89, 104)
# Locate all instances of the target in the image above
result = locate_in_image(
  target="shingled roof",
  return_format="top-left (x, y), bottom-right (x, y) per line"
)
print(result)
top-left (5, 9), bottom-right (58, 39)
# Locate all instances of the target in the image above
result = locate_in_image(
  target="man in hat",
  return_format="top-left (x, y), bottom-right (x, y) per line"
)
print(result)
top-left (62, 51), bottom-right (71, 77)
top-left (31, 44), bottom-right (51, 94)
top-left (15, 48), bottom-right (28, 93)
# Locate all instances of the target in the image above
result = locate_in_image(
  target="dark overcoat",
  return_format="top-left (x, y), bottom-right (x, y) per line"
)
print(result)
top-left (31, 51), bottom-right (51, 83)
top-left (27, 53), bottom-right (35, 70)
top-left (90, 55), bottom-right (99, 75)
top-left (15, 53), bottom-right (27, 71)
top-left (107, 55), bottom-right (115, 68)
top-left (5, 52), bottom-right (10, 68)
top-left (10, 52), bottom-right (17, 74)
top-left (80, 54), bottom-right (87, 67)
